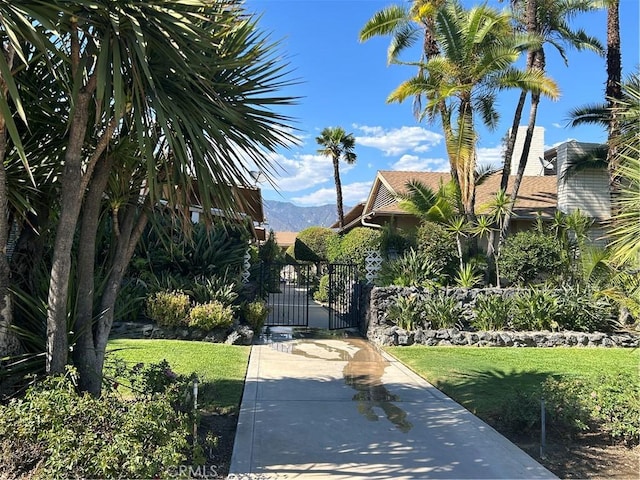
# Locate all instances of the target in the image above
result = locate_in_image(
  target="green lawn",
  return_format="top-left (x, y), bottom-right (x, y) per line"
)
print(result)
top-left (387, 346), bottom-right (639, 417)
top-left (107, 339), bottom-right (250, 413)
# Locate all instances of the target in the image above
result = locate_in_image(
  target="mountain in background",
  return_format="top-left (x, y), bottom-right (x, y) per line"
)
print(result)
top-left (263, 200), bottom-right (343, 232)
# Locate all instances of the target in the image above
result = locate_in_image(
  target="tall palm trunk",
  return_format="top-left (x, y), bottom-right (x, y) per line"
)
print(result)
top-left (456, 96), bottom-right (476, 222)
top-left (0, 121), bottom-right (14, 356)
top-left (498, 0), bottom-right (541, 245)
top-left (0, 45), bottom-right (18, 357)
top-left (500, 90), bottom-right (528, 191)
top-left (333, 157), bottom-right (345, 228)
top-left (606, 0), bottom-right (621, 190)
top-left (500, 50), bottom-right (545, 245)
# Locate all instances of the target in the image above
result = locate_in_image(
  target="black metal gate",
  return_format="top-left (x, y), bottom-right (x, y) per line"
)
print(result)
top-left (261, 262), bottom-right (312, 327)
top-left (328, 263), bottom-right (360, 330)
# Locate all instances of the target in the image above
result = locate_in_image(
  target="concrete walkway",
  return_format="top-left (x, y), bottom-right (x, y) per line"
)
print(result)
top-left (230, 329), bottom-right (556, 479)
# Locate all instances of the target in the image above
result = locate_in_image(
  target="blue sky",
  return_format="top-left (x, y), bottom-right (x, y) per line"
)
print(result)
top-left (244, 0), bottom-right (640, 209)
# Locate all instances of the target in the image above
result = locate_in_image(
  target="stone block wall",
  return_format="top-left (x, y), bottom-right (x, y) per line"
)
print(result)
top-left (364, 286), bottom-right (640, 348)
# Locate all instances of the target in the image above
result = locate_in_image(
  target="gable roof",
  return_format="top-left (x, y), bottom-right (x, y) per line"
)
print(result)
top-left (330, 202), bottom-right (365, 230)
top-left (359, 170), bottom-right (557, 224)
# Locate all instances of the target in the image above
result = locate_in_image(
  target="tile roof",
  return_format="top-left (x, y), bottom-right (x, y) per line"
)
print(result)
top-left (372, 171), bottom-right (557, 218)
top-left (273, 231), bottom-right (298, 247)
top-left (330, 203), bottom-right (365, 229)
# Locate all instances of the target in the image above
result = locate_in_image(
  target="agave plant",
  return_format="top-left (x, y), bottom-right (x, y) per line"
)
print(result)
top-left (454, 263), bottom-right (483, 288)
top-left (375, 249), bottom-right (443, 288)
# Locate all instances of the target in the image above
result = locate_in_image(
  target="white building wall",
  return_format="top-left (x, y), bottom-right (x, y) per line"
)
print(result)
top-left (556, 141), bottom-right (611, 220)
top-left (510, 126), bottom-right (546, 176)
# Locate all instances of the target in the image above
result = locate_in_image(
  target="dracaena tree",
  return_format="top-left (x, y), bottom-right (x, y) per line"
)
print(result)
top-left (1, 0), bottom-right (296, 394)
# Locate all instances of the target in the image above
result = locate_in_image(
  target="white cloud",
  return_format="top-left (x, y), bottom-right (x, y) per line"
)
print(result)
top-left (291, 188), bottom-right (336, 206)
top-left (342, 181), bottom-right (374, 205)
top-left (291, 181), bottom-right (372, 207)
top-left (552, 122), bottom-right (562, 129)
top-left (260, 151), bottom-right (355, 193)
top-left (391, 154), bottom-right (449, 172)
top-left (352, 124), bottom-right (443, 156)
top-left (476, 145), bottom-right (504, 170)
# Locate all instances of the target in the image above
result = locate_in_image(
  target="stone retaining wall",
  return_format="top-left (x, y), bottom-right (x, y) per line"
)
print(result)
top-left (110, 321), bottom-right (254, 345)
top-left (364, 286), bottom-right (640, 348)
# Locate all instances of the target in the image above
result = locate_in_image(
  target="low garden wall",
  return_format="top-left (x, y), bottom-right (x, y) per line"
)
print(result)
top-left (364, 286), bottom-right (640, 348)
top-left (110, 321), bottom-right (255, 345)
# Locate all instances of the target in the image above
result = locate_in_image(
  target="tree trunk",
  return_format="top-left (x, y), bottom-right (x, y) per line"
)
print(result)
top-left (456, 98), bottom-right (476, 222)
top-left (606, 0), bottom-right (621, 189)
top-left (92, 204), bottom-right (149, 391)
top-left (45, 92), bottom-right (92, 374)
top-left (0, 45), bottom-right (20, 357)
top-left (498, 0), bottom-right (543, 247)
top-left (73, 156), bottom-right (113, 394)
top-left (0, 118), bottom-right (16, 357)
top-left (333, 157), bottom-right (344, 228)
top-left (500, 89), bottom-right (528, 192)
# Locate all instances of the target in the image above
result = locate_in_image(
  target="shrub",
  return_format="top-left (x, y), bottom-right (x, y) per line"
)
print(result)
top-left (423, 292), bottom-right (464, 329)
top-left (146, 290), bottom-right (190, 327)
top-left (500, 230), bottom-right (565, 285)
top-left (329, 227), bottom-right (381, 274)
top-left (379, 224), bottom-right (413, 258)
top-left (542, 374), bottom-right (640, 445)
top-left (294, 226), bottom-right (336, 261)
top-left (243, 300), bottom-right (270, 332)
top-left (0, 370), bottom-right (189, 479)
top-left (555, 284), bottom-right (614, 332)
top-left (542, 377), bottom-right (597, 437)
top-left (375, 249), bottom-right (443, 287)
top-left (588, 373), bottom-right (640, 445)
top-left (511, 288), bottom-right (559, 331)
top-left (313, 274), bottom-right (330, 302)
top-left (188, 301), bottom-right (235, 330)
top-left (454, 263), bottom-right (483, 288)
top-left (114, 278), bottom-right (147, 322)
top-left (385, 295), bottom-right (423, 331)
top-left (133, 219), bottom-right (249, 281)
top-left (414, 222), bottom-right (459, 279)
top-left (471, 294), bottom-right (512, 331)
top-left (258, 229), bottom-right (282, 264)
top-left (496, 390), bottom-right (541, 434)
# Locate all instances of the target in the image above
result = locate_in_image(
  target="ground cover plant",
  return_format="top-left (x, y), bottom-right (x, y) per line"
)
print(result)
top-left (106, 339), bottom-right (250, 476)
top-left (107, 339), bottom-right (249, 413)
top-left (387, 346), bottom-right (640, 477)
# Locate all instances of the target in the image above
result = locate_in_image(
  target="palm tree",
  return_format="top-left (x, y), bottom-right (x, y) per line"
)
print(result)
top-left (395, 179), bottom-right (458, 224)
top-left (498, 0), bottom-right (603, 243)
top-left (316, 127), bottom-right (357, 228)
top-left (360, 0), bottom-right (445, 120)
top-left (387, 1), bottom-right (558, 222)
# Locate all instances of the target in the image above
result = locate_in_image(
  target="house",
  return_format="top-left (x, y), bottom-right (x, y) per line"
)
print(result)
top-left (333, 130), bottom-right (611, 246)
top-left (333, 170), bottom-right (557, 234)
top-left (184, 182), bottom-right (267, 241)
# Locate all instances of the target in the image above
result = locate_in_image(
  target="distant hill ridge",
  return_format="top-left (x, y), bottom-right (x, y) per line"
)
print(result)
top-left (263, 200), bottom-right (346, 232)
